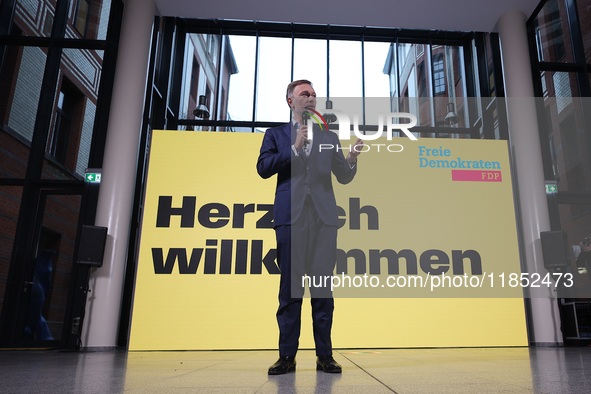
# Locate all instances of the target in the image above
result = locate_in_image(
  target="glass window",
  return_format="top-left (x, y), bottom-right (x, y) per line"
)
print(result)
top-left (382, 43), bottom-right (402, 113)
top-left (0, 44), bottom-right (46, 178)
top-left (328, 40), bottom-right (363, 124)
top-left (293, 38), bottom-right (327, 97)
top-left (181, 34), bottom-right (221, 122)
top-left (205, 34), bottom-right (220, 67)
top-left (541, 70), bottom-right (580, 101)
top-left (48, 87), bottom-right (75, 165)
top-left (390, 43), bottom-right (468, 129)
top-left (42, 49), bottom-right (104, 180)
top-left (23, 193), bottom-right (82, 341)
top-left (540, 88), bottom-right (591, 194)
top-left (484, 35), bottom-right (498, 98)
top-left (187, 57), bottom-right (201, 120)
top-left (44, 78), bottom-right (86, 177)
top-left (396, 43), bottom-right (418, 117)
top-left (15, 0), bottom-right (54, 37)
top-left (255, 36), bottom-right (292, 124)
top-left (558, 202), bottom-right (591, 298)
top-left (533, 0), bottom-right (574, 63)
top-left (329, 40), bottom-right (362, 98)
top-left (432, 45), bottom-right (466, 129)
top-left (363, 42), bottom-right (392, 130)
top-left (433, 55), bottom-right (445, 95)
top-left (363, 42), bottom-right (391, 98)
top-left (576, 0), bottom-right (591, 64)
top-left (181, 34), bottom-right (245, 130)
top-left (13, 0), bottom-right (110, 40)
top-left (530, 2), bottom-right (591, 193)
top-left (383, 43), bottom-right (398, 101)
top-left (0, 186), bottom-right (22, 317)
top-left (226, 35), bottom-right (256, 128)
top-left (4, 46), bottom-right (47, 145)
top-left (73, 0), bottom-right (111, 40)
top-left (176, 23), bottom-right (485, 138)
top-left (74, 0), bottom-right (92, 37)
top-left (0, 126), bottom-right (30, 179)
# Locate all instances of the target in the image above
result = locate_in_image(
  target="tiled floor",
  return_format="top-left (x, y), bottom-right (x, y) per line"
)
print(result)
top-left (0, 347), bottom-right (590, 393)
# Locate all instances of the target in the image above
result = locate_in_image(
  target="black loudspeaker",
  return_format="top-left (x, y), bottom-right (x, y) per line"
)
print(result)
top-left (76, 225), bottom-right (108, 267)
top-left (540, 230), bottom-right (570, 269)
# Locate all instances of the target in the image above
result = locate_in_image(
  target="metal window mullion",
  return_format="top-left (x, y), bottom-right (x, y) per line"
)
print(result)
top-left (361, 30), bottom-right (366, 129)
top-left (429, 41), bottom-right (438, 126)
top-left (213, 26), bottom-right (224, 128)
top-left (426, 40), bottom-right (435, 127)
top-left (290, 27), bottom-right (295, 82)
top-left (395, 36), bottom-right (401, 116)
top-left (251, 29), bottom-right (260, 132)
top-left (0, 0), bottom-right (16, 72)
top-left (167, 19), bottom-right (187, 130)
top-left (326, 27), bottom-right (330, 99)
top-left (27, 0), bottom-right (69, 179)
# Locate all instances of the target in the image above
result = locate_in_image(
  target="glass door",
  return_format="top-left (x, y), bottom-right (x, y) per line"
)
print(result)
top-left (554, 198), bottom-right (591, 342)
top-left (16, 189), bottom-right (82, 347)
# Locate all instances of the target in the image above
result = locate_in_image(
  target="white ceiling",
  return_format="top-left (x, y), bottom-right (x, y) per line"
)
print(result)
top-left (153, 0), bottom-right (541, 33)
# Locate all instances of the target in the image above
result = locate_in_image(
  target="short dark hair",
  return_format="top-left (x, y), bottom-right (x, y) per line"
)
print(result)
top-left (286, 79), bottom-right (313, 102)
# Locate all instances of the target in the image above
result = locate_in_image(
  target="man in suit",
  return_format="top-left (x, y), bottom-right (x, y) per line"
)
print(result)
top-left (257, 79), bottom-right (363, 374)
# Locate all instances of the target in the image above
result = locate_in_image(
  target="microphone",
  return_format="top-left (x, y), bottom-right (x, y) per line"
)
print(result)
top-left (302, 110), bottom-right (311, 124)
top-left (302, 111), bottom-right (311, 146)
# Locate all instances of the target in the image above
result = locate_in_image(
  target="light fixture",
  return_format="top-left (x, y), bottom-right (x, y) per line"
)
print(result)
top-left (193, 95), bottom-right (210, 119)
top-left (323, 99), bottom-right (337, 124)
top-left (444, 102), bottom-right (460, 126)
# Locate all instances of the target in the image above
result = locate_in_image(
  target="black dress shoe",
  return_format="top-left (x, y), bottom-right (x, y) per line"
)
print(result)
top-left (316, 355), bottom-right (342, 373)
top-left (268, 356), bottom-right (296, 375)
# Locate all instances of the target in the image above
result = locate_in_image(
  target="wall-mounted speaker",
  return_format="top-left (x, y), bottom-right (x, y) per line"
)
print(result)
top-left (540, 230), bottom-right (570, 269)
top-left (76, 225), bottom-right (108, 267)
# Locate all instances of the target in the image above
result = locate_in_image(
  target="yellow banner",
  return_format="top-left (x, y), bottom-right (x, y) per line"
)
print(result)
top-left (129, 131), bottom-right (527, 350)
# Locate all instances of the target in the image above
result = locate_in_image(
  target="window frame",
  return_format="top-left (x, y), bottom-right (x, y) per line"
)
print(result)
top-left (164, 19), bottom-right (484, 138)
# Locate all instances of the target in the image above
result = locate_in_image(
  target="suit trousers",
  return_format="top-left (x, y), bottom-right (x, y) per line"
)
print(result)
top-left (275, 198), bottom-right (337, 357)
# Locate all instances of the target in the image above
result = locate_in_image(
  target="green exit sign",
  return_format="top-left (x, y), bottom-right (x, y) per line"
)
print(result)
top-left (85, 172), bottom-right (102, 183)
top-left (545, 183), bottom-right (557, 194)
